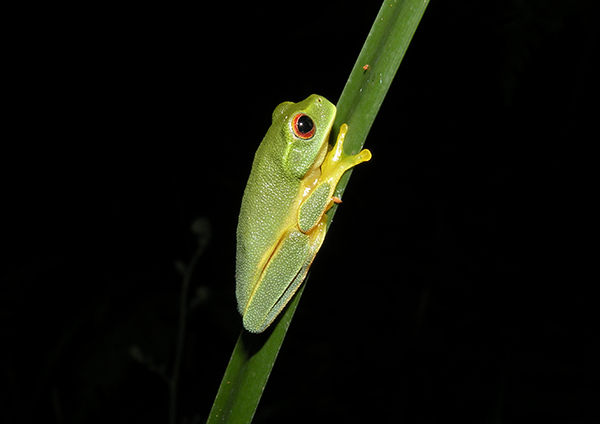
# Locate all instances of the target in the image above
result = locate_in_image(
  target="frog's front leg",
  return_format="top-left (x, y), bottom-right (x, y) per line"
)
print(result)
top-left (298, 123), bottom-right (371, 234)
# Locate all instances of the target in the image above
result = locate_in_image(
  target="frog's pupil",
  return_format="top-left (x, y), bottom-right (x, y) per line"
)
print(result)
top-left (297, 115), bottom-right (314, 134)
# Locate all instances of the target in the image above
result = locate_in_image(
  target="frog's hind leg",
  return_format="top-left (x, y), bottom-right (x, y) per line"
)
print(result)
top-left (243, 222), bottom-right (321, 333)
top-left (261, 216), bottom-right (328, 331)
top-left (281, 216), bottom-right (327, 306)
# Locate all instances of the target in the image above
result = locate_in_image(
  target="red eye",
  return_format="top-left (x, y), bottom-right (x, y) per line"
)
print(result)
top-left (292, 114), bottom-right (315, 139)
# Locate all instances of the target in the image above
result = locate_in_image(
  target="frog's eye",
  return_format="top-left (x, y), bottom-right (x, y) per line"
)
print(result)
top-left (292, 114), bottom-right (316, 140)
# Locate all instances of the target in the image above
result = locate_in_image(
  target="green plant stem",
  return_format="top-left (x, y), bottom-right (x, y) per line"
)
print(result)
top-left (328, 0), bottom-right (430, 219)
top-left (207, 283), bottom-right (304, 424)
top-left (208, 1), bottom-right (429, 422)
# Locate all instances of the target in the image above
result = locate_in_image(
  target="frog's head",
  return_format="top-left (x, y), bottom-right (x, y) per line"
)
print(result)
top-left (271, 94), bottom-right (336, 180)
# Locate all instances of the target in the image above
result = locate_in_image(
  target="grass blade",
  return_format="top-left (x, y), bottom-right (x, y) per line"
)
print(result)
top-left (207, 1), bottom-right (429, 422)
top-left (207, 284), bottom-right (304, 423)
top-left (329, 0), bottom-right (430, 212)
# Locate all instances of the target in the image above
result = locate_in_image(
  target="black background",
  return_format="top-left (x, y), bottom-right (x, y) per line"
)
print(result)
top-left (2, 1), bottom-right (598, 423)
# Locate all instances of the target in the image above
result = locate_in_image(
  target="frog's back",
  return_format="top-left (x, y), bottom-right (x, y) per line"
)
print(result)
top-left (235, 134), bottom-right (300, 315)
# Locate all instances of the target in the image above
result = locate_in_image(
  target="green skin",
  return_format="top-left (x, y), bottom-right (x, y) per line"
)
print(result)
top-left (236, 94), bottom-right (371, 333)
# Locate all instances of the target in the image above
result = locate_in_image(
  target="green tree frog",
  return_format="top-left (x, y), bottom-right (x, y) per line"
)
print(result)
top-left (236, 94), bottom-right (371, 333)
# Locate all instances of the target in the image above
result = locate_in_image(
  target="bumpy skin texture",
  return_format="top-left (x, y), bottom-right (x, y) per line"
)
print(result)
top-left (236, 95), bottom-right (371, 333)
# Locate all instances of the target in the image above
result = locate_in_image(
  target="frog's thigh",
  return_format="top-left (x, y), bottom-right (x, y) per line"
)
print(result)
top-left (268, 219), bottom-right (328, 324)
top-left (243, 229), bottom-right (310, 332)
top-left (284, 216), bottom-right (328, 305)
top-left (299, 182), bottom-right (332, 233)
top-left (244, 217), bottom-right (328, 333)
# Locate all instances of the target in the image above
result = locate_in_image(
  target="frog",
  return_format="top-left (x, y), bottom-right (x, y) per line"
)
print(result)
top-left (236, 94), bottom-right (371, 333)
